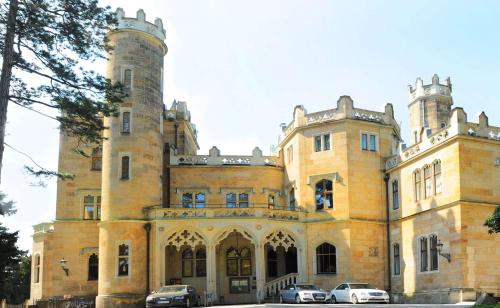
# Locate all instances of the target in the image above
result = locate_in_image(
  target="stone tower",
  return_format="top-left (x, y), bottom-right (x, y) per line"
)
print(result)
top-left (97, 8), bottom-right (166, 307)
top-left (408, 74), bottom-right (453, 144)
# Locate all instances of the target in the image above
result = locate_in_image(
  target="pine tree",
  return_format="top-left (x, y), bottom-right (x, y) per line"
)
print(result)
top-left (484, 205), bottom-right (500, 234)
top-left (0, 0), bottom-right (126, 181)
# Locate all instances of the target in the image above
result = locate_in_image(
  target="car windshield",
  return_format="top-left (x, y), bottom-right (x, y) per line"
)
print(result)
top-left (296, 285), bottom-right (319, 290)
top-left (349, 283), bottom-right (374, 289)
top-left (158, 286), bottom-right (186, 293)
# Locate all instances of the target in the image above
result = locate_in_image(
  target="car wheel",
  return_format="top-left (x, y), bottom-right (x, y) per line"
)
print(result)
top-left (295, 294), bottom-right (301, 304)
top-left (185, 298), bottom-right (191, 308)
top-left (330, 295), bottom-right (337, 304)
top-left (351, 294), bottom-right (358, 304)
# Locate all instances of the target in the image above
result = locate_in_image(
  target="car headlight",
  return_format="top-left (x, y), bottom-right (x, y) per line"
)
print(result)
top-left (146, 297), bottom-right (155, 303)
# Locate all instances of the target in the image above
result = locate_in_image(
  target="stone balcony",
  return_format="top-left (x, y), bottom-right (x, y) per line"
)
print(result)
top-left (33, 222), bottom-right (54, 234)
top-left (144, 204), bottom-right (306, 222)
top-left (171, 146), bottom-right (282, 167)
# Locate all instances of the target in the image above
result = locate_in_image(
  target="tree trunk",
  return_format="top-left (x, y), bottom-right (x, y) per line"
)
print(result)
top-left (0, 0), bottom-right (19, 182)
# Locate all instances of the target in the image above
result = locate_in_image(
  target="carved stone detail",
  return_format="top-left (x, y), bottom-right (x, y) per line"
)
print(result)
top-left (265, 230), bottom-right (296, 251)
top-left (166, 229), bottom-right (205, 250)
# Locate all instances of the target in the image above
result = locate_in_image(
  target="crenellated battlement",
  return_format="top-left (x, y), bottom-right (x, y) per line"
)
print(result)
top-left (408, 74), bottom-right (452, 105)
top-left (115, 7), bottom-right (166, 41)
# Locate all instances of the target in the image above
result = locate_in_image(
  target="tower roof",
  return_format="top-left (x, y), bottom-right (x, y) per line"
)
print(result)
top-left (115, 8), bottom-right (166, 41)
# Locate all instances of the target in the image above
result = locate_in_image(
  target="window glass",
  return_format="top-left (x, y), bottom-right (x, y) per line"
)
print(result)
top-left (123, 69), bottom-right (132, 89)
top-left (226, 193), bottom-right (237, 208)
top-left (424, 166), bottom-right (432, 198)
top-left (392, 180), bottom-right (399, 210)
top-left (420, 237), bottom-right (428, 272)
top-left (182, 248), bottom-right (193, 277)
top-left (414, 170), bottom-right (422, 201)
top-left (314, 135), bottom-right (322, 152)
top-left (393, 244), bottom-right (400, 275)
top-left (91, 147), bottom-right (102, 171)
top-left (121, 156), bottom-right (130, 179)
top-left (83, 195), bottom-right (94, 220)
top-left (361, 133), bottom-right (368, 150)
top-left (195, 248), bottom-right (206, 277)
top-left (96, 196), bottom-right (101, 220)
top-left (182, 193), bottom-right (193, 208)
top-left (34, 255), bottom-right (40, 283)
top-left (369, 134), bottom-right (377, 151)
top-left (122, 111), bottom-right (131, 133)
top-left (229, 278), bottom-right (250, 294)
top-left (315, 180), bottom-right (333, 210)
top-left (239, 193), bottom-right (249, 208)
top-left (118, 244), bottom-right (129, 276)
top-left (430, 235), bottom-right (438, 271)
top-left (323, 134), bottom-right (331, 150)
top-left (289, 189), bottom-right (296, 210)
top-left (316, 243), bottom-right (336, 274)
top-left (195, 193), bottom-right (205, 208)
top-left (88, 253), bottom-right (98, 281)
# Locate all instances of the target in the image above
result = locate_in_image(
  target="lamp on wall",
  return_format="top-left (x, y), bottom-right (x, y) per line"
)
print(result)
top-left (60, 257), bottom-right (69, 276)
top-left (436, 239), bottom-right (451, 262)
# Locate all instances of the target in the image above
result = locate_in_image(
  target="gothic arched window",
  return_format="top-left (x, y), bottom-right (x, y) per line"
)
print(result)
top-left (195, 248), bottom-right (206, 277)
top-left (182, 248), bottom-right (193, 277)
top-left (315, 180), bottom-right (333, 210)
top-left (316, 243), bottom-right (336, 274)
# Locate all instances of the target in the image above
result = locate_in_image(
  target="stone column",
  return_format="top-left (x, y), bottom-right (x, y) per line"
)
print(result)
top-left (297, 246), bottom-right (307, 283)
top-left (206, 244), bottom-right (217, 303)
top-left (255, 242), bottom-right (266, 303)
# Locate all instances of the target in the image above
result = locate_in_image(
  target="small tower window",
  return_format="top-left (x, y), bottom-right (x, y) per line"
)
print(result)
top-left (122, 111), bottom-right (131, 134)
top-left (123, 68), bottom-right (132, 90)
top-left (83, 195), bottom-right (95, 220)
top-left (121, 156), bottom-right (130, 180)
top-left (118, 244), bottom-right (129, 276)
top-left (392, 180), bottom-right (399, 210)
top-left (34, 254), bottom-right (41, 283)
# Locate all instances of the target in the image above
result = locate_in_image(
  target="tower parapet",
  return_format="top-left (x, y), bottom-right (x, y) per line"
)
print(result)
top-left (115, 8), bottom-right (166, 41)
top-left (408, 74), bottom-right (452, 105)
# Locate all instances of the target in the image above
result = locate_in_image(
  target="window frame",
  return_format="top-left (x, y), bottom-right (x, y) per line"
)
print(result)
top-left (88, 253), bottom-right (99, 281)
top-left (417, 233), bottom-right (439, 274)
top-left (121, 111), bottom-right (131, 134)
top-left (226, 247), bottom-right (252, 277)
top-left (360, 132), bottom-right (378, 152)
top-left (424, 165), bottom-right (433, 199)
top-left (34, 254), bottom-right (41, 283)
top-left (393, 243), bottom-right (401, 276)
top-left (225, 193), bottom-right (249, 208)
top-left (181, 248), bottom-right (194, 277)
top-left (117, 242), bottom-right (131, 277)
top-left (392, 179), bottom-right (400, 210)
top-left (313, 133), bottom-right (332, 152)
top-left (315, 179), bottom-right (334, 211)
top-left (121, 66), bottom-right (134, 91)
top-left (229, 277), bottom-right (250, 294)
top-left (286, 145), bottom-right (293, 164)
top-left (83, 195), bottom-right (95, 220)
top-left (316, 242), bottom-right (337, 275)
top-left (414, 169), bottom-right (422, 202)
top-left (119, 153), bottom-right (132, 180)
top-left (434, 160), bottom-right (442, 195)
top-left (90, 147), bottom-right (102, 171)
top-left (289, 188), bottom-right (296, 210)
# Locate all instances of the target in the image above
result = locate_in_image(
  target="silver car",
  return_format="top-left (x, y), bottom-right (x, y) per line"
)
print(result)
top-left (279, 283), bottom-right (328, 304)
top-left (329, 282), bottom-right (389, 304)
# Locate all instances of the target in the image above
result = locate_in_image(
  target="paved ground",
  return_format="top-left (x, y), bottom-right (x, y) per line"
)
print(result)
top-left (213, 304), bottom-right (475, 308)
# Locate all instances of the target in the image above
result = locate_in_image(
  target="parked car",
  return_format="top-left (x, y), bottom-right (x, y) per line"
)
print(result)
top-left (329, 282), bottom-right (389, 304)
top-left (279, 283), bottom-right (328, 304)
top-left (145, 284), bottom-right (199, 307)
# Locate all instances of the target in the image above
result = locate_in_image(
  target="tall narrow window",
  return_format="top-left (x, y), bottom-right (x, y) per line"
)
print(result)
top-left (369, 134), bottom-right (377, 151)
top-left (392, 180), bottom-right (399, 210)
top-left (316, 243), bottom-right (336, 274)
top-left (226, 247), bottom-right (252, 277)
top-left (315, 180), bottom-right (333, 210)
top-left (182, 248), bottom-right (193, 277)
top-left (420, 237), bottom-right (428, 272)
top-left (182, 193), bottom-right (193, 208)
top-left (195, 248), bottom-right (207, 277)
top-left (268, 194), bottom-right (275, 209)
top-left (361, 133), bottom-right (368, 150)
top-left (239, 247), bottom-right (252, 276)
top-left (123, 68), bottom-right (132, 90)
top-left (226, 193), bottom-right (237, 208)
top-left (121, 156), bottom-right (130, 180)
top-left (323, 134), bottom-right (331, 151)
top-left (91, 147), bottom-right (102, 171)
top-left (393, 244), bottom-right (400, 275)
top-left (424, 166), bottom-right (432, 198)
top-left (430, 235), bottom-right (438, 271)
top-left (314, 135), bottom-right (322, 152)
top-left (289, 189), bottom-right (296, 210)
top-left (88, 253), bottom-right (98, 281)
top-left (414, 170), bottom-right (422, 202)
top-left (83, 195), bottom-right (94, 220)
top-left (239, 193), bottom-right (249, 207)
top-left (434, 161), bottom-right (442, 194)
top-left (122, 111), bottom-right (131, 134)
top-left (195, 193), bottom-right (206, 208)
top-left (34, 255), bottom-right (40, 283)
top-left (118, 244), bottom-right (129, 276)
top-left (96, 196), bottom-right (101, 220)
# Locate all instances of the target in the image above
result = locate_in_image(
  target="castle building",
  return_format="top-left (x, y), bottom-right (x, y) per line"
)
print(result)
top-left (30, 8), bottom-right (500, 307)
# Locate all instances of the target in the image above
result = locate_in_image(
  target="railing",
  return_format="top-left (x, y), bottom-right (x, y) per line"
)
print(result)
top-left (145, 205), bottom-right (305, 221)
top-left (265, 273), bottom-right (299, 299)
top-left (33, 222), bottom-right (54, 234)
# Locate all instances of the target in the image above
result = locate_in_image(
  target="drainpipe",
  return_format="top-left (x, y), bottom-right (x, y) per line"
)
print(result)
top-left (383, 173), bottom-right (392, 296)
top-left (144, 223), bottom-right (152, 294)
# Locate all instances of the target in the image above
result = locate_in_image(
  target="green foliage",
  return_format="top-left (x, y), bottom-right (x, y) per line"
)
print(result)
top-left (0, 0), bottom-right (127, 178)
top-left (0, 191), bottom-right (16, 216)
top-left (1, 253), bottom-right (30, 304)
top-left (0, 223), bottom-right (26, 302)
top-left (484, 205), bottom-right (500, 234)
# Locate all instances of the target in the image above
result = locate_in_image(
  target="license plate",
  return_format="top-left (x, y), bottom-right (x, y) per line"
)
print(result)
top-left (316, 296), bottom-right (324, 299)
top-left (157, 300), bottom-right (170, 304)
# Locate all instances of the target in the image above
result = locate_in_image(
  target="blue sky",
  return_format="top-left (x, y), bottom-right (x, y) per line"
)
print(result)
top-left (2, 0), bottom-right (500, 251)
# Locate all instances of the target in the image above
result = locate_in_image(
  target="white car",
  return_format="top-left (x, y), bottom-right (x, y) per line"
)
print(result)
top-left (279, 284), bottom-right (328, 304)
top-left (329, 282), bottom-right (389, 304)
